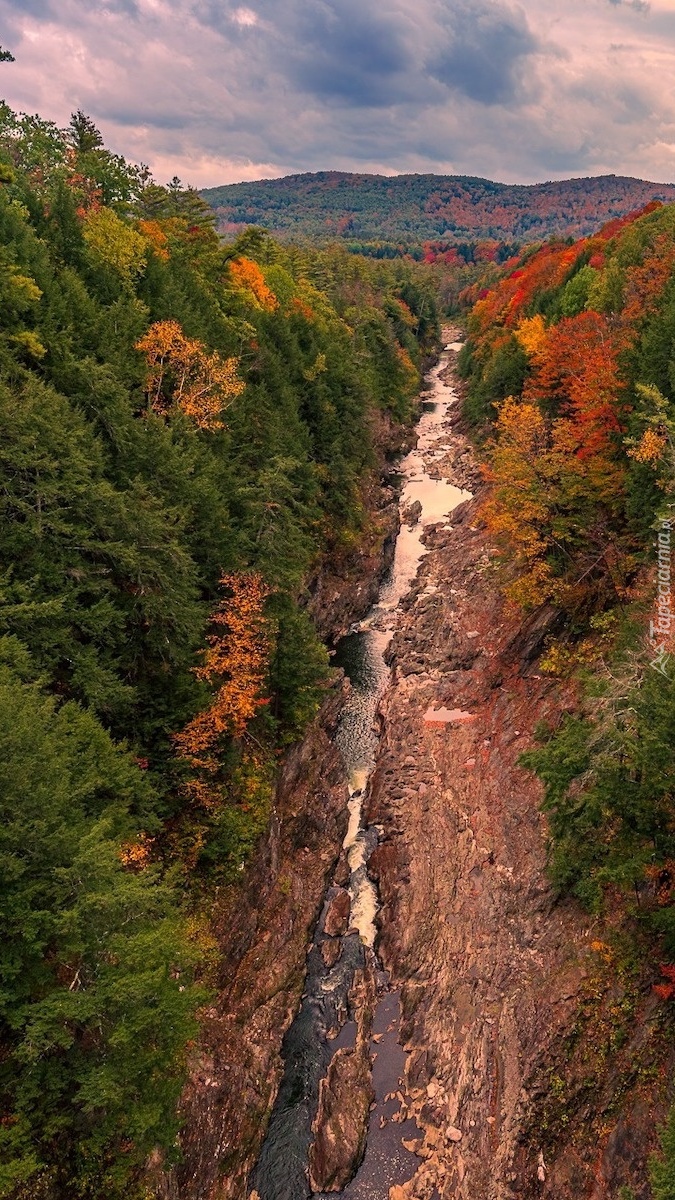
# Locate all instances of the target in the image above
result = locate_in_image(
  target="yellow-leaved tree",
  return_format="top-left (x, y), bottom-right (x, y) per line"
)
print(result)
top-left (83, 208), bottom-right (147, 284)
top-left (135, 319), bottom-right (244, 430)
top-left (482, 396), bottom-right (557, 608)
top-left (514, 313), bottom-right (547, 359)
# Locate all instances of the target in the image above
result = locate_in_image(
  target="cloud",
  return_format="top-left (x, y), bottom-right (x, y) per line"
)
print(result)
top-left (429, 1), bottom-right (538, 106)
top-left (609, 0), bottom-right (650, 11)
top-left (282, 0), bottom-right (412, 106)
top-left (230, 7), bottom-right (258, 26)
top-left (0, 0), bottom-right (674, 188)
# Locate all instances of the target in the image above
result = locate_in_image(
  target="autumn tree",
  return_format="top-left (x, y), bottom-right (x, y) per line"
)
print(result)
top-left (482, 397), bottom-right (557, 607)
top-left (514, 313), bottom-right (547, 358)
top-left (174, 572), bottom-right (271, 807)
top-left (483, 389), bottom-right (630, 611)
top-left (137, 217), bottom-right (170, 261)
top-left (229, 256), bottom-right (279, 311)
top-left (135, 319), bottom-right (245, 430)
top-left (524, 311), bottom-right (626, 446)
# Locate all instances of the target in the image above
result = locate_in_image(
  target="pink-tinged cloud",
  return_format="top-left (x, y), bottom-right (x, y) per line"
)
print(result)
top-left (0, 0), bottom-right (673, 187)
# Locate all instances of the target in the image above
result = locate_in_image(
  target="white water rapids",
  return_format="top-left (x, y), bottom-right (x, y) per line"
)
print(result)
top-left (337, 342), bottom-right (472, 948)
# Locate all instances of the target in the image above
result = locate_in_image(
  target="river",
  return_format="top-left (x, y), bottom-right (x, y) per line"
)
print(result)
top-left (249, 339), bottom-right (472, 1200)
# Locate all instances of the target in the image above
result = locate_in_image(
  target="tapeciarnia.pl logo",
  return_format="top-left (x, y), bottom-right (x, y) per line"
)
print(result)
top-left (649, 517), bottom-right (673, 677)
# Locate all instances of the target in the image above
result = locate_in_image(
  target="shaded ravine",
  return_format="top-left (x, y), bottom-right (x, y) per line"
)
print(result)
top-left (249, 340), bottom-right (471, 1200)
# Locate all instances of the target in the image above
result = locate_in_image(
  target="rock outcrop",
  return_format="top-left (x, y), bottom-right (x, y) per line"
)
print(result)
top-left (308, 966), bottom-right (377, 1192)
top-left (307, 408), bottom-right (413, 642)
top-left (323, 887), bottom-right (351, 938)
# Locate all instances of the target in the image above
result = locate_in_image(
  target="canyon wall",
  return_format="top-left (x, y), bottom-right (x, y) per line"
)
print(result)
top-left (156, 412), bottom-right (411, 1200)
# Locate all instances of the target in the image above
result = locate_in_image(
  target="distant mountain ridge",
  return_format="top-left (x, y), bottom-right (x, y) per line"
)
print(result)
top-left (201, 171), bottom-right (675, 246)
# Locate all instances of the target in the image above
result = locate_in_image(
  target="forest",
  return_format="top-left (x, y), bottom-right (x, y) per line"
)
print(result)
top-left (201, 170), bottom-right (675, 250)
top-left (0, 104), bottom-right (441, 1198)
top-left (6, 88), bottom-right (675, 1200)
top-left (459, 199), bottom-right (675, 1194)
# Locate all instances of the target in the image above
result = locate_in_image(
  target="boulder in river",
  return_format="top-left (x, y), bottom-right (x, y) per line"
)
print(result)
top-left (308, 1042), bottom-right (374, 1192)
top-left (321, 938), bottom-right (342, 968)
top-left (323, 887), bottom-right (351, 937)
top-left (402, 499), bottom-right (423, 527)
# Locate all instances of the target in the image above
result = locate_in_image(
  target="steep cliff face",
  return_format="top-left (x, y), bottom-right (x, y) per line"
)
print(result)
top-left (158, 683), bottom-right (349, 1200)
top-left (307, 409), bottom-right (414, 642)
top-left (366, 360), bottom-right (673, 1199)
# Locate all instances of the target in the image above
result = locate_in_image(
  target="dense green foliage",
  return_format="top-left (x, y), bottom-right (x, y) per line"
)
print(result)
top-left (522, 668), bottom-right (675, 927)
top-left (0, 105), bottom-right (439, 1198)
top-left (0, 642), bottom-right (201, 1196)
top-left (202, 170), bottom-right (675, 247)
top-left (653, 1108), bottom-right (675, 1200)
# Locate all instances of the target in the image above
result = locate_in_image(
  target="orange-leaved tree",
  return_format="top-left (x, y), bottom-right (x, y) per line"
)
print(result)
top-left (523, 311), bottom-right (627, 463)
top-left (653, 963), bottom-right (675, 1002)
top-left (174, 572), bottom-right (271, 808)
top-left (483, 389), bottom-right (632, 611)
top-left (228, 256), bottom-right (279, 311)
top-left (135, 319), bottom-right (244, 430)
top-left (137, 218), bottom-right (170, 261)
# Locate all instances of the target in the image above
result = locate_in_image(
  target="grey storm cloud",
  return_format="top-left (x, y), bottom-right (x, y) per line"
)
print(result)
top-left (429, 0), bottom-right (538, 105)
top-left (280, 0), bottom-right (412, 106)
top-left (609, 0), bottom-right (650, 11)
top-left (0, 0), bottom-right (674, 187)
top-left (193, 0), bottom-right (416, 106)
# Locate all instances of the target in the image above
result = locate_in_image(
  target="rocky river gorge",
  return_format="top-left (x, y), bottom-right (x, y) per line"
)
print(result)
top-left (162, 333), bottom-right (673, 1200)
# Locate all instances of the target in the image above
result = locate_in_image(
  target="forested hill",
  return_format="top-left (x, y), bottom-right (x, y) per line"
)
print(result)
top-left (459, 199), bottom-right (675, 1191)
top-left (201, 171), bottom-right (675, 248)
top-left (0, 105), bottom-right (439, 1199)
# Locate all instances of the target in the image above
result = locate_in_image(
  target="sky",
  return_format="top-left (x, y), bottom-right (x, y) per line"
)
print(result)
top-left (1, 0), bottom-right (675, 189)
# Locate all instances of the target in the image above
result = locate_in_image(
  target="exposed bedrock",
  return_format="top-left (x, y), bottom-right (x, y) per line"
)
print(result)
top-left (366, 385), bottom-right (673, 1198)
top-left (308, 965), bottom-right (377, 1193)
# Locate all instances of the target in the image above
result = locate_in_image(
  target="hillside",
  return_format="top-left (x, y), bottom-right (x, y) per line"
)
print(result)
top-left (457, 199), bottom-right (675, 1192)
top-left (5, 99), bottom-right (675, 1200)
top-left (201, 171), bottom-right (675, 247)
top-left (0, 105), bottom-right (439, 1199)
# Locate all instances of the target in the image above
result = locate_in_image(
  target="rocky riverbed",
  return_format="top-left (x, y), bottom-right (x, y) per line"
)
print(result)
top-left (160, 334), bottom-right (673, 1200)
top-left (248, 333), bottom-right (474, 1200)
